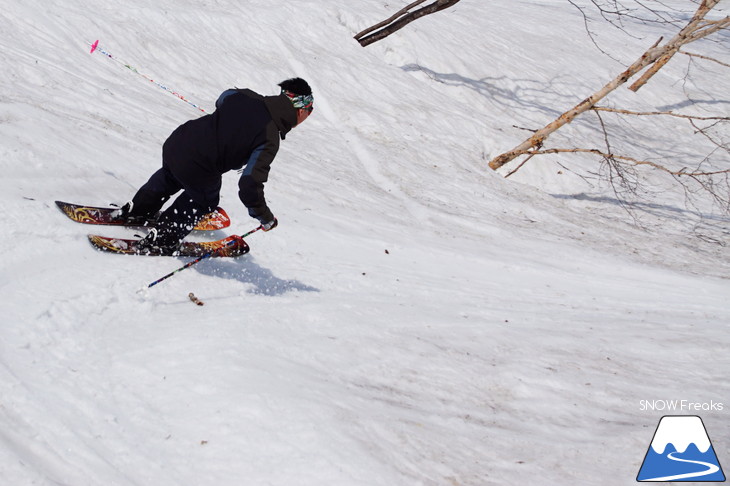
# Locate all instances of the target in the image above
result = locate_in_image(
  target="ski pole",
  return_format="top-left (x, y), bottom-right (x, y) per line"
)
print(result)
top-left (147, 226), bottom-right (262, 289)
top-left (88, 39), bottom-right (207, 114)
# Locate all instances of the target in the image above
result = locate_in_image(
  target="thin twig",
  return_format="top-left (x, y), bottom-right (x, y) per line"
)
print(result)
top-left (679, 50), bottom-right (730, 69)
top-left (511, 148), bottom-right (730, 177)
top-left (592, 106), bottom-right (728, 121)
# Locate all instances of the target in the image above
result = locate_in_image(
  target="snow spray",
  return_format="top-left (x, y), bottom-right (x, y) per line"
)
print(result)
top-left (88, 39), bottom-right (207, 114)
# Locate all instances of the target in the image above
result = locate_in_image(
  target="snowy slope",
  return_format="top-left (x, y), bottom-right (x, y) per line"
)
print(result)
top-left (0, 1), bottom-right (728, 485)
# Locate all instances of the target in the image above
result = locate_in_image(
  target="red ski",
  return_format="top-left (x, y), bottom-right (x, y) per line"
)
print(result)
top-left (87, 234), bottom-right (249, 257)
top-left (55, 200), bottom-right (230, 231)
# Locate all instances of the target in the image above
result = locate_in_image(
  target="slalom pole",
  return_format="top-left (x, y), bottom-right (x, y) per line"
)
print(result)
top-left (147, 226), bottom-right (262, 289)
top-left (88, 39), bottom-right (208, 114)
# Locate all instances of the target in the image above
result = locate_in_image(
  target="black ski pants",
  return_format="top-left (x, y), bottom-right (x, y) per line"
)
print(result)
top-left (131, 158), bottom-right (221, 247)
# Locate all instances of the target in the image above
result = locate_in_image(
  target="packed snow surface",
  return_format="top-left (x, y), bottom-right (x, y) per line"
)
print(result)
top-left (0, 1), bottom-right (728, 485)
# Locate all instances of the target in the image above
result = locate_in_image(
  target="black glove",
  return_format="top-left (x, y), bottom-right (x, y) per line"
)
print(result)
top-left (261, 217), bottom-right (278, 232)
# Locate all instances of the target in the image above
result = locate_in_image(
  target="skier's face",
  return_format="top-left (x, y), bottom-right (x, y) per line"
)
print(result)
top-left (296, 108), bottom-right (312, 126)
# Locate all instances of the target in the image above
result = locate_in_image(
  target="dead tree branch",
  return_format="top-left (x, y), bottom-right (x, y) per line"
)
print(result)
top-left (629, 12), bottom-right (730, 91)
top-left (501, 148), bottom-right (730, 177)
top-left (592, 106), bottom-right (729, 122)
top-left (680, 50), bottom-right (730, 69)
top-left (488, 0), bottom-right (727, 171)
top-left (355, 0), bottom-right (462, 47)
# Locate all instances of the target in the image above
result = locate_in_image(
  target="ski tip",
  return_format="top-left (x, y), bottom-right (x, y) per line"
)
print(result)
top-left (90, 39), bottom-right (99, 54)
top-left (55, 200), bottom-right (72, 214)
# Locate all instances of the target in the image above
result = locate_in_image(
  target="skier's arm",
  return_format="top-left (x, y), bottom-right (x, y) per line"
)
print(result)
top-left (238, 123), bottom-right (280, 224)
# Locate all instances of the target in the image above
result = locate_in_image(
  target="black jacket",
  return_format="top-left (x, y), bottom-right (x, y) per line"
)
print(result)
top-left (162, 88), bottom-right (297, 223)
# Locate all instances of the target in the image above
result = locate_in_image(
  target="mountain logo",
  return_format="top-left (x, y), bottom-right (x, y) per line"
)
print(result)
top-left (637, 415), bottom-right (725, 482)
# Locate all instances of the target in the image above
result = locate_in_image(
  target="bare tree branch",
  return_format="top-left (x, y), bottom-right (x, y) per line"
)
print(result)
top-left (680, 49), bottom-right (730, 69)
top-left (592, 106), bottom-right (729, 122)
top-left (488, 0), bottom-right (726, 171)
top-left (629, 11), bottom-right (730, 91)
top-left (355, 0), bottom-right (462, 47)
top-left (503, 148), bottom-right (730, 177)
top-left (354, 1), bottom-right (428, 41)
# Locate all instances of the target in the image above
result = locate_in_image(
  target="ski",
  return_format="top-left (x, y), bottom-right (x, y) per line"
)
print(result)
top-left (88, 234), bottom-right (249, 257)
top-left (55, 200), bottom-right (230, 231)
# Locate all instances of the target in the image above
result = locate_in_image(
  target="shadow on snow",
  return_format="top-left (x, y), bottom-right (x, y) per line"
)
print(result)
top-left (192, 255), bottom-right (319, 296)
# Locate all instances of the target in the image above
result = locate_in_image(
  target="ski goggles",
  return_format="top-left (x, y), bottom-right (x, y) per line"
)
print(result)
top-left (282, 90), bottom-right (314, 112)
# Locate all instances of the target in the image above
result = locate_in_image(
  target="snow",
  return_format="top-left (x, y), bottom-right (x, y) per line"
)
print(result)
top-left (0, 0), bottom-right (728, 484)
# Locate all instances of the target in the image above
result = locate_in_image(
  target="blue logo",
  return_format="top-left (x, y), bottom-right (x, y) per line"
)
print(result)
top-left (638, 415), bottom-right (725, 482)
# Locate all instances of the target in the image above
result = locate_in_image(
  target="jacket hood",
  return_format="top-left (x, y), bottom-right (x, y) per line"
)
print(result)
top-left (262, 93), bottom-right (298, 140)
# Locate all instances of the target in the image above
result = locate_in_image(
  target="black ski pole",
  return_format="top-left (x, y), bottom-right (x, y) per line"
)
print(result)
top-left (147, 226), bottom-right (262, 288)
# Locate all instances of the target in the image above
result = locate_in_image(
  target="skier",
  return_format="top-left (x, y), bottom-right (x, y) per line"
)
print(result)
top-left (114, 77), bottom-right (314, 254)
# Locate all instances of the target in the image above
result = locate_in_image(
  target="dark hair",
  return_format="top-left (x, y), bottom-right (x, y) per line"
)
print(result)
top-left (278, 77), bottom-right (312, 96)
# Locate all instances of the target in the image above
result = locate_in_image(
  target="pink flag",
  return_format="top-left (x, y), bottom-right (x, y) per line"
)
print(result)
top-left (90, 40), bottom-right (99, 54)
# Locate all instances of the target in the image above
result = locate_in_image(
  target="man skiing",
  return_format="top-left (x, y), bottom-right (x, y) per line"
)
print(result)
top-left (115, 77), bottom-right (314, 254)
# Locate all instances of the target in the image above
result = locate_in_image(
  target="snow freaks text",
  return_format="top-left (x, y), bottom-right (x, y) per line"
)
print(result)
top-left (639, 400), bottom-right (724, 412)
